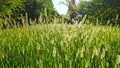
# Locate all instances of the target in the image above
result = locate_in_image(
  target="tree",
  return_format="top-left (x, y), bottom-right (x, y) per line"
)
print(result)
top-left (15, 0), bottom-right (55, 24)
top-left (59, 0), bottom-right (88, 24)
top-left (0, 0), bottom-right (22, 17)
top-left (59, 0), bottom-right (80, 24)
top-left (66, 0), bottom-right (78, 20)
top-left (0, 0), bottom-right (56, 28)
top-left (80, 0), bottom-right (120, 25)
top-left (0, 0), bottom-right (24, 28)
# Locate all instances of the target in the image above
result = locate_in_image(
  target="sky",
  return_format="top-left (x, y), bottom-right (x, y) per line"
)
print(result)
top-left (52, 0), bottom-right (68, 15)
top-left (52, 0), bottom-right (89, 15)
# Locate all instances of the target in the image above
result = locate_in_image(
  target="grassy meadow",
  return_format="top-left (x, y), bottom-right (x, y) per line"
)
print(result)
top-left (0, 23), bottom-right (120, 68)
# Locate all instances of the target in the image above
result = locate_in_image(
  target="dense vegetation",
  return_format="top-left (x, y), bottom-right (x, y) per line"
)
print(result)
top-left (0, 0), bottom-right (120, 28)
top-left (0, 0), bottom-right (57, 28)
top-left (80, 0), bottom-right (120, 25)
top-left (0, 24), bottom-right (120, 68)
top-left (0, 0), bottom-right (120, 68)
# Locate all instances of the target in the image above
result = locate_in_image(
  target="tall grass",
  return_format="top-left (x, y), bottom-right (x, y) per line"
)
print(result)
top-left (0, 23), bottom-right (120, 68)
top-left (0, 11), bottom-right (88, 29)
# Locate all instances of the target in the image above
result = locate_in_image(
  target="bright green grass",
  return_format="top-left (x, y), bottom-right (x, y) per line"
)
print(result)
top-left (0, 24), bottom-right (120, 68)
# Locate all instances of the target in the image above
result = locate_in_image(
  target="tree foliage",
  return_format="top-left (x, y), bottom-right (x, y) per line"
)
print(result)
top-left (22, 0), bottom-right (55, 19)
top-left (0, 0), bottom-right (23, 17)
top-left (60, 0), bottom-right (82, 24)
top-left (0, 0), bottom-right (56, 28)
top-left (80, 0), bottom-right (120, 25)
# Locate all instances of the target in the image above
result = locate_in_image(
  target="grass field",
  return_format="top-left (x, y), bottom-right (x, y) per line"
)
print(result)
top-left (0, 24), bottom-right (120, 68)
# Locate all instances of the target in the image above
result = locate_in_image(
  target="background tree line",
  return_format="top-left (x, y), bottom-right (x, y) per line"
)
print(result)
top-left (0, 0), bottom-right (58, 28)
top-left (80, 0), bottom-right (120, 25)
top-left (0, 0), bottom-right (120, 29)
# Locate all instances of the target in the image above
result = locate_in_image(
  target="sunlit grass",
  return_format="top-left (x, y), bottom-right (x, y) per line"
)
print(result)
top-left (0, 24), bottom-right (120, 68)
